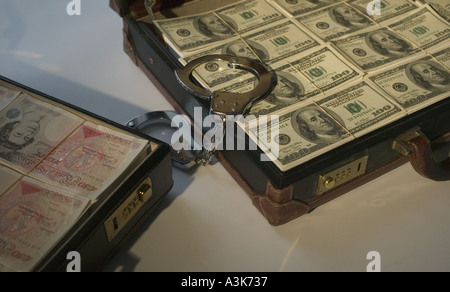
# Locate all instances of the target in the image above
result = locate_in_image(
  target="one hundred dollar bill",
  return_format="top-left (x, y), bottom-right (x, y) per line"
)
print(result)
top-left (0, 177), bottom-right (88, 272)
top-left (153, 0), bottom-right (287, 56)
top-left (0, 165), bottom-right (22, 195)
top-left (214, 45), bottom-right (362, 116)
top-left (30, 121), bottom-right (149, 200)
top-left (315, 81), bottom-right (406, 138)
top-left (244, 102), bottom-right (354, 171)
top-left (348, 0), bottom-right (419, 24)
top-left (0, 85), bottom-right (20, 112)
top-left (232, 20), bottom-right (322, 65)
top-left (417, 0), bottom-right (450, 21)
top-left (270, 0), bottom-right (340, 17)
top-left (296, 2), bottom-right (375, 42)
top-left (286, 46), bottom-right (363, 92)
top-left (218, 61), bottom-right (322, 116)
top-left (369, 55), bottom-right (450, 112)
top-left (215, 0), bottom-right (287, 34)
top-left (153, 12), bottom-right (238, 56)
top-left (0, 94), bottom-right (84, 174)
top-left (388, 5), bottom-right (450, 52)
top-left (179, 57), bottom-right (255, 92)
top-left (432, 47), bottom-right (450, 69)
top-left (331, 27), bottom-right (423, 72)
top-left (180, 20), bottom-right (321, 89)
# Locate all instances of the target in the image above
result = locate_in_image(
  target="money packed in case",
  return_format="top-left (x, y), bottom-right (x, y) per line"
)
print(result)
top-left (111, 0), bottom-right (450, 225)
top-left (0, 77), bottom-right (173, 272)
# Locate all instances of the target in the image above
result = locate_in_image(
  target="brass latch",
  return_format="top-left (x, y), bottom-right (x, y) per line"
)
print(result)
top-left (317, 155), bottom-right (369, 195)
top-left (104, 177), bottom-right (152, 242)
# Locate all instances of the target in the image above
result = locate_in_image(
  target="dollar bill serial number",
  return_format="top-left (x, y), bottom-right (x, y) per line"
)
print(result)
top-left (181, 276), bottom-right (268, 288)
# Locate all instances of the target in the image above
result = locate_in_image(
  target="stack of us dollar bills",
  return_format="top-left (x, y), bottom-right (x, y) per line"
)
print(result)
top-left (0, 83), bottom-right (150, 272)
top-left (151, 0), bottom-right (450, 172)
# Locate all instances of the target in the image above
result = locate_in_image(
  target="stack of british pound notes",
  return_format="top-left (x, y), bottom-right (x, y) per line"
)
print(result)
top-left (0, 83), bottom-right (150, 272)
top-left (152, 0), bottom-right (450, 171)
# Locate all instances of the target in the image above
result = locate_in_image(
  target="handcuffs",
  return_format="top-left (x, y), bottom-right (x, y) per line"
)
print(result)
top-left (126, 55), bottom-right (277, 169)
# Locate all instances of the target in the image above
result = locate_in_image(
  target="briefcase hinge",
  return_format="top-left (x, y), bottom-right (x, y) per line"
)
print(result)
top-left (392, 127), bottom-right (424, 156)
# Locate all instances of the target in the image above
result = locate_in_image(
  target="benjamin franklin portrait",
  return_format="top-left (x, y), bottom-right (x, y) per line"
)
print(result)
top-left (222, 40), bottom-right (269, 63)
top-left (194, 14), bottom-right (236, 40)
top-left (292, 105), bottom-right (348, 145)
top-left (265, 71), bottom-right (306, 105)
top-left (329, 4), bottom-right (371, 28)
top-left (366, 29), bottom-right (414, 57)
top-left (406, 60), bottom-right (450, 92)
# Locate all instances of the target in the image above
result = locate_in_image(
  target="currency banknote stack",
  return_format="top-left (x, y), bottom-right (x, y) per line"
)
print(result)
top-left (152, 0), bottom-right (450, 172)
top-left (419, 0), bottom-right (450, 21)
top-left (0, 84), bottom-right (150, 272)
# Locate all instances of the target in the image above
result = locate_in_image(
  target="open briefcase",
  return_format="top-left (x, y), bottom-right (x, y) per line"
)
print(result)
top-left (110, 0), bottom-right (450, 226)
top-left (0, 76), bottom-right (173, 272)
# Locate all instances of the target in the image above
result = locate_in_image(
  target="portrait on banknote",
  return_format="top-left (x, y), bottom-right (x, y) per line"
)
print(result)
top-left (0, 110), bottom-right (43, 159)
top-left (222, 40), bottom-right (269, 63)
top-left (193, 14), bottom-right (236, 40)
top-left (222, 61), bottom-right (321, 116)
top-left (366, 29), bottom-right (415, 58)
top-left (369, 56), bottom-right (450, 112)
top-left (296, 3), bottom-right (373, 42)
top-left (274, 0), bottom-right (339, 16)
top-left (406, 60), bottom-right (450, 92)
top-left (329, 3), bottom-right (372, 29)
top-left (331, 27), bottom-right (422, 72)
top-left (266, 71), bottom-right (306, 105)
top-left (291, 105), bottom-right (348, 145)
top-left (0, 94), bottom-right (83, 173)
top-left (315, 81), bottom-right (406, 138)
top-left (244, 103), bottom-right (353, 171)
top-left (388, 6), bottom-right (450, 52)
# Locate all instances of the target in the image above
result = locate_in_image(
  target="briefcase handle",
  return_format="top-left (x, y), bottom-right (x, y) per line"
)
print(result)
top-left (395, 127), bottom-right (450, 181)
top-left (406, 133), bottom-right (450, 181)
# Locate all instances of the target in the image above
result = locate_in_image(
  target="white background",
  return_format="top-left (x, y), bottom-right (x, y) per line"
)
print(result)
top-left (1, 0), bottom-right (450, 272)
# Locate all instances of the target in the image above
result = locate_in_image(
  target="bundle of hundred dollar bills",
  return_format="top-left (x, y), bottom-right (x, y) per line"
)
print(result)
top-left (151, 0), bottom-right (450, 171)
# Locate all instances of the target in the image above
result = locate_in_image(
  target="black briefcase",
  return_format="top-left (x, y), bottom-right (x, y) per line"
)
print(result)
top-left (0, 76), bottom-right (174, 272)
top-left (110, 0), bottom-right (450, 225)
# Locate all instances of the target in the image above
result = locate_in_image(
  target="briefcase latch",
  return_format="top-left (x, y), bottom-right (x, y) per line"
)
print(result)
top-left (104, 177), bottom-right (153, 242)
top-left (317, 155), bottom-right (369, 195)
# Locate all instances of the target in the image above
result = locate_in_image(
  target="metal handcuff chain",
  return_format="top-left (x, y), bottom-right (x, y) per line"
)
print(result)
top-left (127, 55), bottom-right (276, 170)
top-left (175, 55), bottom-right (276, 165)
